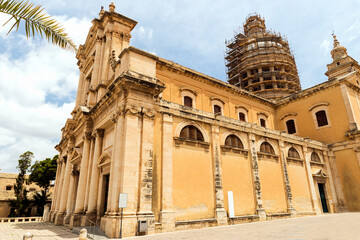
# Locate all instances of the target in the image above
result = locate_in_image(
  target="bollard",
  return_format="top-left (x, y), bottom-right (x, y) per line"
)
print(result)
top-left (23, 232), bottom-right (33, 240)
top-left (79, 228), bottom-right (87, 240)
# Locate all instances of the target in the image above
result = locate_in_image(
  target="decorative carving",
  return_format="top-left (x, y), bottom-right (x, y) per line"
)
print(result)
top-left (143, 108), bottom-right (156, 119)
top-left (124, 105), bottom-right (141, 116)
top-left (173, 137), bottom-right (210, 151)
top-left (123, 33), bottom-right (131, 42)
top-left (93, 129), bottom-right (105, 138)
top-left (83, 132), bottom-right (92, 140)
top-left (110, 50), bottom-right (120, 72)
top-left (220, 145), bottom-right (249, 156)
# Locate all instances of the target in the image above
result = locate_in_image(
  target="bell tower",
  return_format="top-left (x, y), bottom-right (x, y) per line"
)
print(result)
top-left (325, 34), bottom-right (360, 79)
top-left (74, 2), bottom-right (137, 109)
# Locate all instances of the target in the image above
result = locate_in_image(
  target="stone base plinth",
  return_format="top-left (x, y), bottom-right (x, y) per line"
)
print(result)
top-left (54, 212), bottom-right (66, 225)
top-left (49, 210), bottom-right (57, 222)
top-left (257, 208), bottom-right (266, 221)
top-left (160, 211), bottom-right (175, 232)
top-left (288, 208), bottom-right (297, 217)
top-left (100, 213), bottom-right (155, 238)
top-left (69, 213), bottom-right (83, 229)
top-left (215, 208), bottom-right (228, 225)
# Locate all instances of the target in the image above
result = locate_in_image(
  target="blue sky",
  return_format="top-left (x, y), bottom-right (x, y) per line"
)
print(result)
top-left (1, 0), bottom-right (360, 172)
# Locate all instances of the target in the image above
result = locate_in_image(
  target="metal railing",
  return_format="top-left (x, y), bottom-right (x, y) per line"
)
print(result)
top-left (85, 218), bottom-right (96, 240)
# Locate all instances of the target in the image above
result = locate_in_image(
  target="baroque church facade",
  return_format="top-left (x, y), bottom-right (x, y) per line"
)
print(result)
top-left (49, 3), bottom-right (360, 238)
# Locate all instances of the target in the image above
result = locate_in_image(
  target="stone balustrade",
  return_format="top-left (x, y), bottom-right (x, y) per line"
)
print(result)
top-left (0, 217), bottom-right (43, 223)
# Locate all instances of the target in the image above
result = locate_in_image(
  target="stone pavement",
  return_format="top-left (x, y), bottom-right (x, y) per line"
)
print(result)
top-left (126, 213), bottom-right (360, 240)
top-left (1, 213), bottom-right (360, 240)
top-left (0, 222), bottom-right (78, 240)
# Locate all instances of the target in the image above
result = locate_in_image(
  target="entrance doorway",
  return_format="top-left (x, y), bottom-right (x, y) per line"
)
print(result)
top-left (318, 183), bottom-right (329, 213)
top-left (103, 174), bottom-right (110, 216)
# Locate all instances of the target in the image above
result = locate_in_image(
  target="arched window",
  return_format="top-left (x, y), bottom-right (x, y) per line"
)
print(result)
top-left (184, 96), bottom-right (193, 108)
top-left (179, 125), bottom-right (204, 142)
top-left (260, 118), bottom-right (266, 128)
top-left (286, 120), bottom-right (296, 134)
top-left (288, 147), bottom-right (300, 159)
top-left (315, 110), bottom-right (328, 127)
top-left (311, 152), bottom-right (321, 163)
top-left (225, 135), bottom-right (244, 149)
top-left (239, 112), bottom-right (246, 121)
top-left (260, 142), bottom-right (275, 154)
top-left (214, 105), bottom-right (222, 115)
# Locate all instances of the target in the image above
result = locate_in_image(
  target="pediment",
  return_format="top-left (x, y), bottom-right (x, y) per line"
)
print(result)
top-left (69, 148), bottom-right (82, 164)
top-left (312, 168), bottom-right (328, 178)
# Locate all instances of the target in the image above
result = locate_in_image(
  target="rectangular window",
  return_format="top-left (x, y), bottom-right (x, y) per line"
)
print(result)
top-left (286, 120), bottom-right (296, 134)
top-left (316, 110), bottom-right (328, 127)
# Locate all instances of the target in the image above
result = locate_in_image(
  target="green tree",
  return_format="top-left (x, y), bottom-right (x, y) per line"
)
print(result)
top-left (29, 155), bottom-right (57, 192)
top-left (0, 0), bottom-right (76, 51)
top-left (9, 151), bottom-right (33, 217)
top-left (29, 154), bottom-right (57, 215)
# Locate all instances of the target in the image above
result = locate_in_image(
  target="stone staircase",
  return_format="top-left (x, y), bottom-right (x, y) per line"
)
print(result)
top-left (73, 225), bottom-right (108, 240)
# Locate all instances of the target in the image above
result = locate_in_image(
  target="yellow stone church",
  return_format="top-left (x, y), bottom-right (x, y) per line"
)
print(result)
top-left (49, 3), bottom-right (360, 238)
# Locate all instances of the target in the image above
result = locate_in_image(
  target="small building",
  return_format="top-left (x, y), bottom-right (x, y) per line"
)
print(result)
top-left (0, 173), bottom-right (53, 217)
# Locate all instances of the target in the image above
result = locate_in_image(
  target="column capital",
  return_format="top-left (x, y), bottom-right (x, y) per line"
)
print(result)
top-left (93, 129), bottom-right (105, 138)
top-left (110, 106), bottom-right (124, 123)
top-left (143, 108), bottom-right (156, 119)
top-left (83, 132), bottom-right (92, 141)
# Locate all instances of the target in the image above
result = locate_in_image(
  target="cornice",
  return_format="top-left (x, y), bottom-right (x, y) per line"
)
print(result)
top-left (156, 58), bottom-right (275, 108)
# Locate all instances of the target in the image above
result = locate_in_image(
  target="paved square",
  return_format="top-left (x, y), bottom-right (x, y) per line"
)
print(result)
top-left (1, 213), bottom-right (360, 239)
top-left (0, 222), bottom-right (78, 240)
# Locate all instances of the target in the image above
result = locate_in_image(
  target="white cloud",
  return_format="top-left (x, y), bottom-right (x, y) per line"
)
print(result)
top-left (0, 15), bottom-right (91, 173)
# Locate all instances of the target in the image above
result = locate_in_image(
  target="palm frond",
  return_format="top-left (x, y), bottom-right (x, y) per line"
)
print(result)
top-left (0, 0), bottom-right (77, 52)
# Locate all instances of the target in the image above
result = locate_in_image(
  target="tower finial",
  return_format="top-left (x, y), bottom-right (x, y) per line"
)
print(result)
top-left (99, 6), bottom-right (105, 18)
top-left (332, 32), bottom-right (340, 48)
top-left (109, 2), bottom-right (115, 12)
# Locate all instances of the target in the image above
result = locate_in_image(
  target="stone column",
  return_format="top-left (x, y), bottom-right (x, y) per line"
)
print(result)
top-left (210, 125), bottom-right (227, 225)
top-left (55, 161), bottom-right (66, 212)
top-left (279, 140), bottom-right (296, 217)
top-left (65, 170), bottom-right (75, 222)
top-left (75, 70), bottom-right (85, 107)
top-left (73, 132), bottom-right (92, 214)
top-left (84, 137), bottom-right (96, 212)
top-left (51, 162), bottom-right (62, 212)
top-left (55, 140), bottom-right (75, 225)
top-left (248, 133), bottom-right (266, 220)
top-left (87, 129), bottom-right (105, 216)
top-left (108, 112), bottom-right (124, 215)
top-left (50, 159), bottom-right (62, 221)
top-left (160, 113), bottom-right (175, 231)
top-left (96, 174), bottom-right (104, 220)
top-left (88, 38), bottom-right (102, 106)
top-left (98, 31), bottom-right (112, 97)
top-left (303, 146), bottom-right (321, 215)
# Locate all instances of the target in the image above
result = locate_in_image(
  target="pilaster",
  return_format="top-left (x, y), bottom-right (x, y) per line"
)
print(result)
top-left (160, 113), bottom-right (175, 232)
top-left (279, 140), bottom-right (296, 217)
top-left (84, 136), bottom-right (96, 212)
top-left (73, 130), bottom-right (92, 214)
top-left (326, 151), bottom-right (348, 212)
top-left (87, 129), bottom-right (105, 216)
top-left (108, 110), bottom-right (123, 215)
top-left (303, 146), bottom-right (321, 215)
top-left (138, 111), bottom-right (156, 233)
top-left (210, 125), bottom-right (227, 225)
top-left (248, 133), bottom-right (266, 220)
